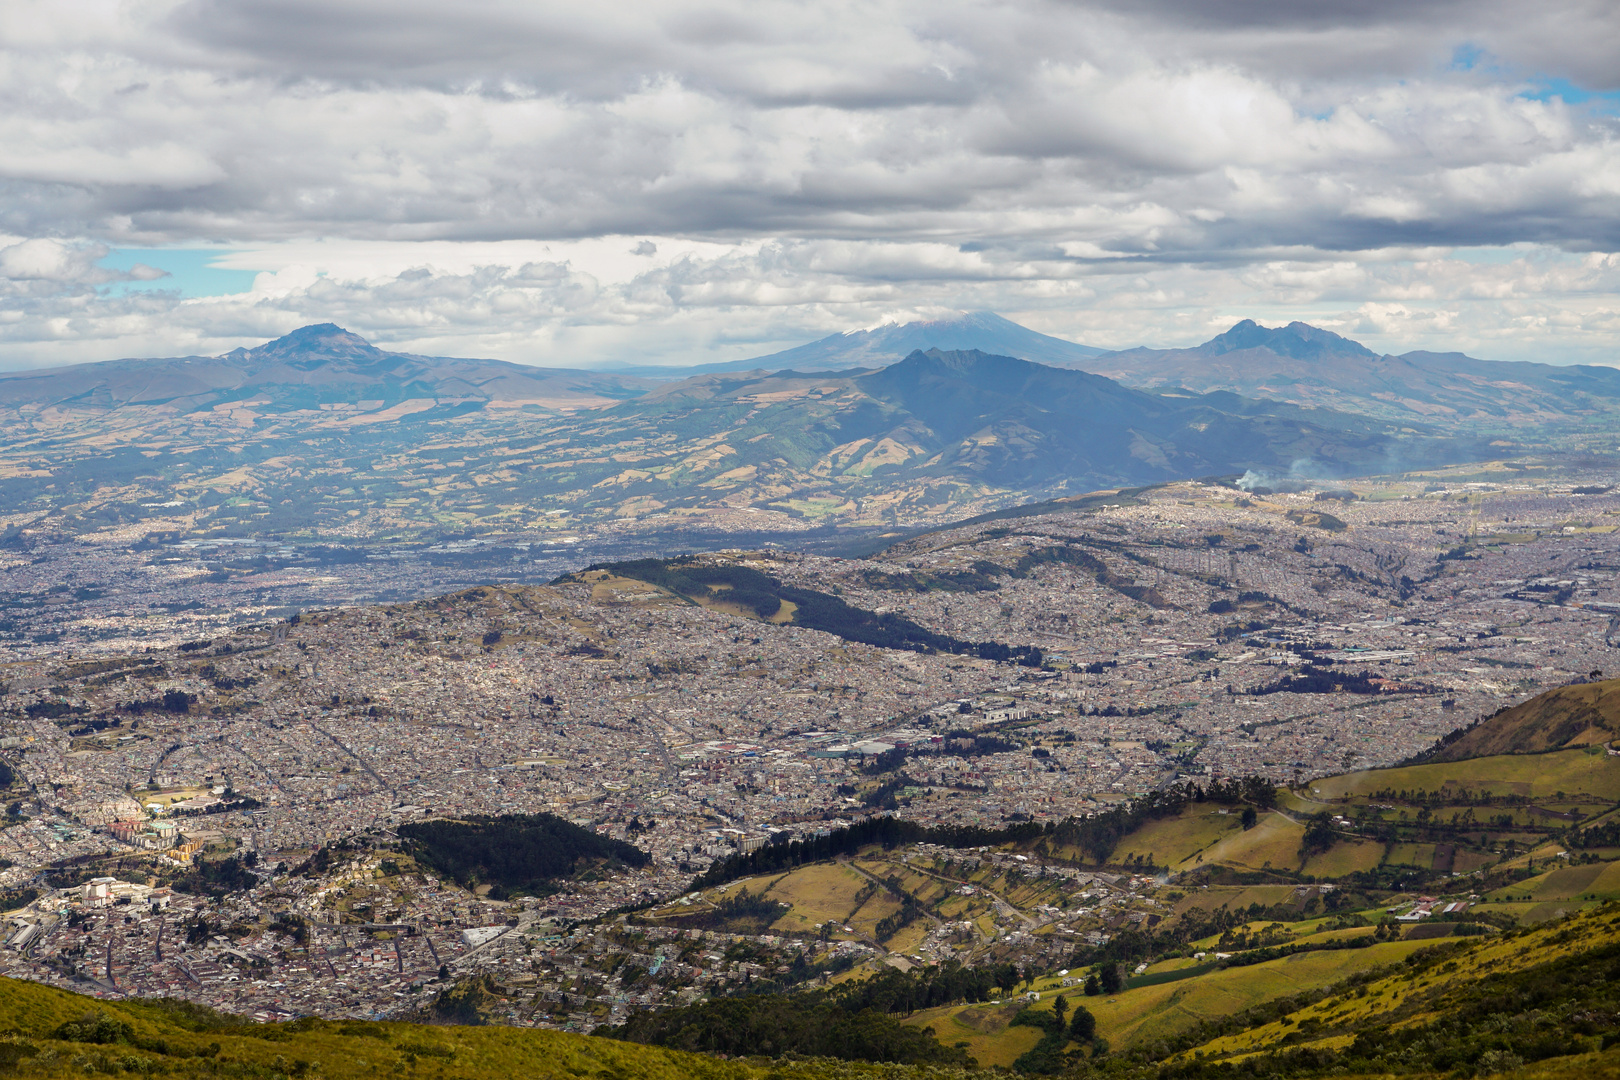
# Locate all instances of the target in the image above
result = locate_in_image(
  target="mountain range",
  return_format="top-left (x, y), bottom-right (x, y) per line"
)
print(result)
top-left (547, 346), bottom-right (1441, 524)
top-left (612, 311), bottom-right (1108, 376)
top-left (1087, 319), bottom-right (1620, 431)
top-left (0, 315), bottom-right (1601, 540)
top-left (0, 323), bottom-right (654, 414)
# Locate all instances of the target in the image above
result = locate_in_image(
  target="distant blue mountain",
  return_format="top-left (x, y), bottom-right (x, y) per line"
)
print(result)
top-left (610, 311), bottom-right (1106, 377)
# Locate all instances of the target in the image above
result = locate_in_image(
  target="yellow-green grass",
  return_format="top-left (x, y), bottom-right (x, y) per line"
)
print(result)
top-left (1382, 842), bottom-right (1438, 868)
top-left (1192, 812), bottom-right (1305, 871)
top-left (1300, 838), bottom-right (1387, 877)
top-left (1451, 848), bottom-right (1499, 873)
top-left (1311, 747), bottom-right (1620, 801)
top-left (1184, 904), bottom-right (1620, 1063)
top-left (137, 787), bottom-right (210, 807)
top-left (0, 977), bottom-right (744, 1080)
top-left (1172, 885), bottom-right (1303, 916)
top-left (1485, 859), bottom-right (1620, 902)
top-left (905, 1002), bottom-right (1043, 1068)
top-left (853, 859), bottom-right (953, 906)
top-left (885, 922), bottom-right (932, 956)
top-left (1144, 957), bottom-right (1201, 976)
top-left (846, 892), bottom-right (906, 936)
top-left (935, 894), bottom-right (992, 921)
top-left (760, 863), bottom-right (883, 935)
top-left (1112, 807), bottom-right (1244, 868)
top-left (1291, 926), bottom-right (1379, 947)
top-left (1082, 939), bottom-right (1433, 1050)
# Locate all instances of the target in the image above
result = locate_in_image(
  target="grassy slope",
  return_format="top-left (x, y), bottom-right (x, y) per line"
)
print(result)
top-left (0, 978), bottom-right (744, 1080)
top-left (1180, 903), bottom-right (1620, 1065)
top-left (1430, 677), bottom-right (1620, 761)
top-left (1312, 745), bottom-right (1620, 800)
top-left (1088, 746), bottom-right (1620, 883)
top-left (903, 936), bottom-right (1431, 1057)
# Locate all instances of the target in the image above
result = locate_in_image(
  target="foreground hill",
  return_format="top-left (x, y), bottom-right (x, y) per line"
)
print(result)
top-left (0, 975), bottom-right (750, 1080)
top-left (1423, 676), bottom-right (1620, 762)
top-left (1090, 319), bottom-right (1620, 433)
top-left (0, 323), bottom-right (653, 415)
top-left (3, 905), bottom-right (1619, 1080)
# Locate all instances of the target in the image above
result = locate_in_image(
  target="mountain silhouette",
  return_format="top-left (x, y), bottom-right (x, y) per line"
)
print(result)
top-left (1091, 319), bottom-right (1620, 428)
top-left (609, 311), bottom-right (1105, 377)
top-left (0, 324), bottom-right (653, 413)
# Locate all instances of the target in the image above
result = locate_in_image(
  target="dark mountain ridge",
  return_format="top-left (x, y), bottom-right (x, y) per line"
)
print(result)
top-left (0, 323), bottom-right (654, 413)
top-left (595, 347), bottom-right (1483, 504)
top-left (608, 310), bottom-right (1107, 377)
top-left (1090, 318), bottom-right (1620, 429)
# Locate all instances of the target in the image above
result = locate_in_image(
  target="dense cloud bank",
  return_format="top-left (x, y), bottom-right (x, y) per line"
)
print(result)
top-left (1, 0), bottom-right (1618, 366)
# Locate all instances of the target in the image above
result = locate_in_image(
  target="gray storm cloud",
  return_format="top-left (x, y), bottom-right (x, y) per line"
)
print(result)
top-left (0, 0), bottom-right (1617, 367)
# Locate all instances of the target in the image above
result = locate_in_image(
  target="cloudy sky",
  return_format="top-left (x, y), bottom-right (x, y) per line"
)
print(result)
top-left (2, 0), bottom-right (1619, 369)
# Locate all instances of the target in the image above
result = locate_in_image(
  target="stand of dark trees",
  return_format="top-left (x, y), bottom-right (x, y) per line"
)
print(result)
top-left (692, 816), bottom-right (1046, 889)
top-left (398, 813), bottom-right (649, 898)
top-left (604, 992), bottom-right (970, 1066)
top-left (609, 958), bottom-right (1035, 1065)
top-left (1247, 665), bottom-right (1422, 696)
top-left (693, 777), bottom-right (1278, 889)
top-left (860, 567), bottom-right (1003, 594)
top-left (636, 887), bottom-right (783, 935)
top-left (118, 690), bottom-right (198, 715)
top-left (171, 853), bottom-right (257, 899)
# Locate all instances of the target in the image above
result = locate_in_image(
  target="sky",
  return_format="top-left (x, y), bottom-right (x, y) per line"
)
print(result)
top-left (2, 0), bottom-right (1620, 370)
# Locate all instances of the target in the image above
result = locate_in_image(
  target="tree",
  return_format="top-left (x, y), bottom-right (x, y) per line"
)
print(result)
top-left (438, 964), bottom-right (450, 980)
top-left (1299, 811), bottom-right (1337, 857)
top-left (1083, 973), bottom-right (1100, 996)
top-left (1241, 806), bottom-right (1258, 829)
top-left (1099, 964), bottom-right (1122, 995)
top-left (1053, 994), bottom-right (1068, 1027)
top-left (1069, 1004), bottom-right (1096, 1043)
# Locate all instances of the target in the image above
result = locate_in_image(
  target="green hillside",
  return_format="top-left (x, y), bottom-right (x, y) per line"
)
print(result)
top-left (5, 906), bottom-right (1620, 1080)
top-left (0, 977), bottom-right (741, 1080)
top-left (1425, 677), bottom-right (1620, 761)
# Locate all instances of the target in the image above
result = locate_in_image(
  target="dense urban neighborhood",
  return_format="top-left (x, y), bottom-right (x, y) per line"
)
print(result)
top-left (0, 468), bottom-right (1615, 1025)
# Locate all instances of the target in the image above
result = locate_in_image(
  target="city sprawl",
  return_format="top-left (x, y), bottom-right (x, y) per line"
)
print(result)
top-left (0, 466), bottom-right (1617, 1028)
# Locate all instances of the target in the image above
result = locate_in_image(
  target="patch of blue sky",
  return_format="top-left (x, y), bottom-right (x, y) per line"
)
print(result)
top-left (1449, 43), bottom-right (1488, 73)
top-left (98, 249), bottom-right (259, 298)
top-left (1519, 77), bottom-right (1620, 113)
top-left (1446, 243), bottom-right (1547, 266)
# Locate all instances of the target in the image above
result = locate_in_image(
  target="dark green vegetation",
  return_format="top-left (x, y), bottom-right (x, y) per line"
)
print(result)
top-left (0, 975), bottom-right (757, 1080)
top-left (2, 915), bottom-right (1619, 1080)
top-left (691, 815), bottom-right (1048, 889)
top-left (575, 556), bottom-right (1043, 662)
top-left (604, 992), bottom-right (970, 1065)
top-left (693, 779), bottom-right (1275, 889)
top-left (396, 813), bottom-right (649, 898)
top-left (636, 887), bottom-right (786, 935)
top-left (1009, 1001), bottom-right (1101, 1075)
top-left (606, 960), bottom-right (1028, 1066)
top-left (169, 853), bottom-right (258, 899)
